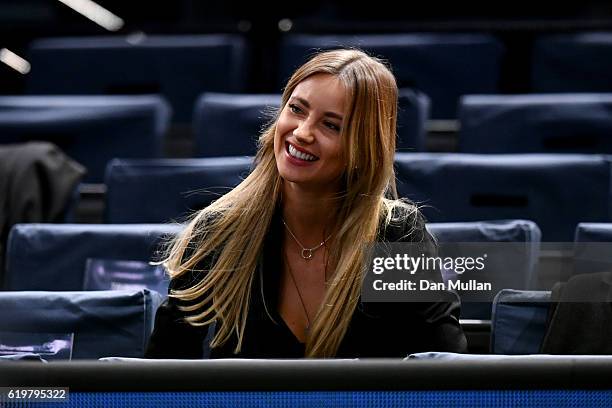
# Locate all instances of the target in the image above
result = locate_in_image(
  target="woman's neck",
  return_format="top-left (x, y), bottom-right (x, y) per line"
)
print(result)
top-left (281, 182), bottom-right (340, 247)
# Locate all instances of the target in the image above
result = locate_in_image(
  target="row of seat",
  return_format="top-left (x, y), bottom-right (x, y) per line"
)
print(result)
top-left (0, 287), bottom-right (590, 360)
top-left (4, 91), bottom-right (612, 181)
top-left (6, 220), bottom-right (612, 315)
top-left (2, 275), bottom-right (604, 358)
top-left (104, 154), bottom-right (612, 241)
top-left (3, 219), bottom-right (609, 359)
top-left (23, 32), bottom-right (612, 120)
top-left (0, 90), bottom-right (427, 181)
top-left (197, 92), bottom-right (612, 155)
top-left (6, 221), bottom-right (535, 293)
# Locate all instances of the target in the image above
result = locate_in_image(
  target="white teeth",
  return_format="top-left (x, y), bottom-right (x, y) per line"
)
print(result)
top-left (288, 144), bottom-right (317, 161)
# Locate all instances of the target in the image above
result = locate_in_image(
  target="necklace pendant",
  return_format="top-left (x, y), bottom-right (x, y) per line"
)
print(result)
top-left (301, 248), bottom-right (313, 260)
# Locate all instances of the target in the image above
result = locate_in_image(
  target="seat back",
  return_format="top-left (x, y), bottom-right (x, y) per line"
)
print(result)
top-left (0, 95), bottom-right (170, 182)
top-left (395, 153), bottom-right (612, 241)
top-left (396, 88), bottom-right (429, 152)
top-left (0, 289), bottom-right (163, 359)
top-left (279, 33), bottom-right (503, 118)
top-left (193, 93), bottom-right (279, 157)
top-left (105, 157), bottom-right (253, 223)
top-left (575, 223), bottom-right (612, 242)
top-left (428, 220), bottom-right (541, 319)
top-left (533, 33), bottom-right (612, 93)
top-left (458, 94), bottom-right (612, 154)
top-left (490, 289), bottom-right (551, 354)
top-left (27, 35), bottom-right (249, 122)
top-left (5, 223), bottom-right (180, 291)
top-left (574, 223), bottom-right (612, 277)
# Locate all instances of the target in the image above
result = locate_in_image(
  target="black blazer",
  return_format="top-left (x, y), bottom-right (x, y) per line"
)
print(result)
top-left (145, 208), bottom-right (468, 358)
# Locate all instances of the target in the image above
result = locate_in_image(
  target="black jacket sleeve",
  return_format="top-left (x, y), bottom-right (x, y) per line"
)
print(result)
top-left (144, 270), bottom-right (210, 359)
top-left (379, 205), bottom-right (468, 354)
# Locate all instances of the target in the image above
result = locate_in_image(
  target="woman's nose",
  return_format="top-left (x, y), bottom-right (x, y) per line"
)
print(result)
top-left (293, 120), bottom-right (315, 144)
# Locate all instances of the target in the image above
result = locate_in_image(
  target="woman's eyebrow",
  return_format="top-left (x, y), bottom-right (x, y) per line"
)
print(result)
top-left (292, 96), bottom-right (310, 108)
top-left (292, 96), bottom-right (343, 121)
top-left (324, 111), bottom-right (343, 121)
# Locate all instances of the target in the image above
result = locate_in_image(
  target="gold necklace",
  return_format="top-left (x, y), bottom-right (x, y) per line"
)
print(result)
top-left (281, 218), bottom-right (332, 260)
top-left (283, 251), bottom-right (312, 335)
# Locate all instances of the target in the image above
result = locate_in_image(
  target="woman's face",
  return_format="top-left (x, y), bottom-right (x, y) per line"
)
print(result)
top-left (274, 73), bottom-right (347, 192)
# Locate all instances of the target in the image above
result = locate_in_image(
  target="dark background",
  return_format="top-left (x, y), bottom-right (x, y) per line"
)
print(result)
top-left (1, 0), bottom-right (612, 95)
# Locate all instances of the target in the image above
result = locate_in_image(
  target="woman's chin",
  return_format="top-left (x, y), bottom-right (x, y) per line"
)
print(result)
top-left (279, 172), bottom-right (314, 186)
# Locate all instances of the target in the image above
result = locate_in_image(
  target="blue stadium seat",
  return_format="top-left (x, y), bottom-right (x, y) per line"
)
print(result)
top-left (0, 289), bottom-right (162, 359)
top-left (5, 224), bottom-right (180, 291)
top-left (105, 157), bottom-right (253, 223)
top-left (395, 153), bottom-right (611, 241)
top-left (573, 223), bottom-right (612, 277)
top-left (26, 35), bottom-right (249, 122)
top-left (428, 220), bottom-right (541, 244)
top-left (428, 220), bottom-right (541, 319)
top-left (575, 223), bottom-right (612, 242)
top-left (533, 32), bottom-right (612, 93)
top-left (397, 89), bottom-right (429, 152)
top-left (0, 95), bottom-right (170, 182)
top-left (490, 289), bottom-right (551, 354)
top-left (458, 94), bottom-right (612, 153)
top-left (279, 33), bottom-right (504, 118)
top-left (193, 93), bottom-right (279, 157)
top-left (193, 90), bottom-right (428, 156)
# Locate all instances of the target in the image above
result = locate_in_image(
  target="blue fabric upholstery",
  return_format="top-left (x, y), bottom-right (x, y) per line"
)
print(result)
top-left (573, 223), bottom-right (612, 276)
top-left (0, 96), bottom-right (170, 182)
top-left (458, 94), bottom-right (612, 153)
top-left (193, 93), bottom-right (279, 157)
top-left (5, 224), bottom-right (180, 291)
top-left (533, 33), bottom-right (612, 93)
top-left (396, 88), bottom-right (429, 152)
top-left (395, 153), bottom-right (611, 241)
top-left (490, 289), bottom-right (551, 354)
top-left (575, 223), bottom-right (612, 242)
top-left (0, 289), bottom-right (163, 359)
top-left (427, 220), bottom-right (541, 319)
top-left (279, 33), bottom-right (503, 118)
top-left (428, 220), bottom-right (541, 244)
top-left (26, 35), bottom-right (249, 122)
top-left (105, 157), bottom-right (253, 223)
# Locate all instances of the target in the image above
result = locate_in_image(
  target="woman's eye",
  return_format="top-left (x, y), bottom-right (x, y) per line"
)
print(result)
top-left (288, 104), bottom-right (302, 114)
top-left (324, 122), bottom-right (341, 132)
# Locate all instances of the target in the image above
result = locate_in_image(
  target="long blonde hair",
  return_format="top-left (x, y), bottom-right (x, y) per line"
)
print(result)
top-left (165, 49), bottom-right (418, 357)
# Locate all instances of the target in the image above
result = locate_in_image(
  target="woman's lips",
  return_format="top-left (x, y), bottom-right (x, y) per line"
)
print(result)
top-left (285, 141), bottom-right (318, 166)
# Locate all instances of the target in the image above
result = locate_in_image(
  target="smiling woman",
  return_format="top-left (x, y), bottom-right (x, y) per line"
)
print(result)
top-left (274, 73), bottom-right (346, 193)
top-left (145, 49), bottom-right (467, 359)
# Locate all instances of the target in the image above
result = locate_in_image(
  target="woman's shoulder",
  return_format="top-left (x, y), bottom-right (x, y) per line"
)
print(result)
top-left (378, 200), bottom-right (432, 244)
